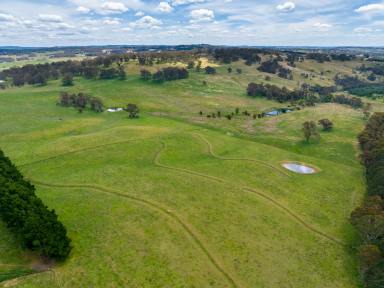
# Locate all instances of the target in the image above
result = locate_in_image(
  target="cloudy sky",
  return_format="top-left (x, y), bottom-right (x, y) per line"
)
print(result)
top-left (0, 0), bottom-right (384, 46)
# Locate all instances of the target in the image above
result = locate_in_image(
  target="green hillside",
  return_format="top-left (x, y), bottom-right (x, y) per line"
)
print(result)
top-left (0, 57), bottom-right (373, 287)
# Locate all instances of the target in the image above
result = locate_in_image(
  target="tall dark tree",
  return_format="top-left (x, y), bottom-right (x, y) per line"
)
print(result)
top-left (302, 121), bottom-right (319, 142)
top-left (125, 103), bottom-right (139, 118)
top-left (140, 69), bottom-right (152, 81)
top-left (62, 73), bottom-right (74, 86)
top-left (90, 97), bottom-right (104, 113)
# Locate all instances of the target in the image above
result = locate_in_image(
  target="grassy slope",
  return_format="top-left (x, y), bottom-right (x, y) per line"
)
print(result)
top-left (0, 60), bottom-right (368, 287)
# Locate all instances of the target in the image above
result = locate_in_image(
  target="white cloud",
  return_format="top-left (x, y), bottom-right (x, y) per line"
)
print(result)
top-left (135, 11), bottom-right (145, 16)
top-left (354, 27), bottom-right (373, 33)
top-left (313, 22), bottom-right (332, 31)
top-left (170, 0), bottom-right (205, 6)
top-left (190, 9), bottom-right (214, 23)
top-left (129, 16), bottom-right (163, 29)
top-left (100, 2), bottom-right (129, 14)
top-left (38, 14), bottom-right (63, 23)
top-left (77, 6), bottom-right (91, 13)
top-left (355, 3), bottom-right (384, 13)
top-left (158, 2), bottom-right (173, 13)
top-left (0, 13), bottom-right (17, 22)
top-left (276, 2), bottom-right (295, 12)
top-left (103, 18), bottom-right (122, 25)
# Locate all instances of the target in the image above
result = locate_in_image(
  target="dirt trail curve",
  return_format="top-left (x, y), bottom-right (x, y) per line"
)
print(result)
top-left (31, 180), bottom-right (239, 288)
top-left (18, 138), bottom-right (151, 168)
top-left (154, 141), bottom-right (348, 248)
top-left (192, 133), bottom-right (291, 177)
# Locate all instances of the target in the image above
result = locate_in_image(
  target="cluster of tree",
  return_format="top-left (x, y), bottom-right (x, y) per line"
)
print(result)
top-left (135, 51), bottom-right (198, 66)
top-left (351, 113), bottom-right (384, 287)
top-left (58, 92), bottom-right (104, 113)
top-left (333, 94), bottom-right (363, 109)
top-left (302, 119), bottom-right (333, 142)
top-left (141, 67), bottom-right (188, 83)
top-left (0, 149), bottom-right (71, 260)
top-left (247, 83), bottom-right (313, 104)
top-left (211, 48), bottom-right (263, 65)
top-left (200, 107), bottom-right (263, 121)
top-left (306, 53), bottom-right (331, 63)
top-left (286, 53), bottom-right (303, 66)
top-left (334, 74), bottom-right (384, 98)
top-left (334, 74), bottom-right (367, 90)
top-left (0, 56), bottom-right (130, 86)
top-left (247, 82), bottom-right (364, 109)
top-left (358, 64), bottom-right (384, 76)
top-left (349, 84), bottom-right (384, 98)
top-left (0, 63), bottom-right (56, 86)
top-left (257, 59), bottom-right (292, 79)
top-left (309, 85), bottom-right (337, 96)
top-left (330, 54), bottom-right (355, 61)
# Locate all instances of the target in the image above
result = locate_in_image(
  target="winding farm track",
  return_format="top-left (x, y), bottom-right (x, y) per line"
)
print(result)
top-left (31, 179), bottom-right (239, 288)
top-left (154, 141), bottom-right (347, 247)
top-left (21, 135), bottom-right (347, 247)
top-left (18, 138), bottom-right (151, 168)
top-left (11, 133), bottom-right (351, 286)
top-left (192, 133), bottom-right (291, 177)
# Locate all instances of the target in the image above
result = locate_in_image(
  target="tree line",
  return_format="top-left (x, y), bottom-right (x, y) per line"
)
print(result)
top-left (247, 82), bottom-right (363, 109)
top-left (140, 67), bottom-right (189, 83)
top-left (0, 50), bottom-right (195, 87)
top-left (335, 74), bottom-right (384, 98)
top-left (0, 149), bottom-right (71, 260)
top-left (211, 48), bottom-right (262, 66)
top-left (58, 92), bottom-right (104, 113)
top-left (350, 113), bottom-right (384, 287)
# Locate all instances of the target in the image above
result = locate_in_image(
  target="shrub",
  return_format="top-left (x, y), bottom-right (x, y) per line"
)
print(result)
top-left (205, 66), bottom-right (216, 74)
top-left (318, 119), bottom-right (333, 131)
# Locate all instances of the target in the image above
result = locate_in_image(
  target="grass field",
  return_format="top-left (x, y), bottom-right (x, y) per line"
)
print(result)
top-left (0, 52), bottom-right (88, 71)
top-left (0, 60), bottom-right (369, 287)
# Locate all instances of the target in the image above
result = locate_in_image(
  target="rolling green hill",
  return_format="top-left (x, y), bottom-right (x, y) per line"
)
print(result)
top-left (0, 58), bottom-right (373, 287)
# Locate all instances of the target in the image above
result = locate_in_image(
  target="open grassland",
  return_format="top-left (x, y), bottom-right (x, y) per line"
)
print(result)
top-left (0, 53), bottom-right (88, 71)
top-left (0, 60), bottom-right (370, 287)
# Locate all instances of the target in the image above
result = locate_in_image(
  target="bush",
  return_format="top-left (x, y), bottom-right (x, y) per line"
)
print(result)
top-left (318, 119), bottom-right (333, 131)
top-left (205, 66), bottom-right (216, 74)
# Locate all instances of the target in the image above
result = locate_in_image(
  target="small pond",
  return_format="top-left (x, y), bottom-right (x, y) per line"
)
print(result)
top-left (264, 108), bottom-right (293, 117)
top-left (282, 163), bottom-right (317, 174)
top-left (107, 108), bottom-right (124, 112)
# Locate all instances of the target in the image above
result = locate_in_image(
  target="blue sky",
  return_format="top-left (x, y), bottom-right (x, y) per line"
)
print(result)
top-left (0, 0), bottom-right (384, 46)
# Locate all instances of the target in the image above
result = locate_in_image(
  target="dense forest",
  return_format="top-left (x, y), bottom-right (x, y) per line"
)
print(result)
top-left (0, 150), bottom-right (71, 260)
top-left (351, 113), bottom-right (384, 287)
top-left (247, 82), bottom-right (363, 108)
